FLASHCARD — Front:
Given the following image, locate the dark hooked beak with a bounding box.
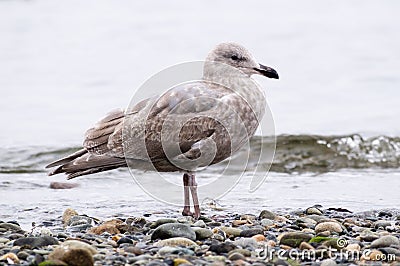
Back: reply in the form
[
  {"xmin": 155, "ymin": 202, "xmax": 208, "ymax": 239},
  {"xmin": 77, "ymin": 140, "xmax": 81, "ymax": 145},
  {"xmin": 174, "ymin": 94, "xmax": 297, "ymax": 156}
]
[{"xmin": 254, "ymin": 64, "xmax": 279, "ymax": 79}]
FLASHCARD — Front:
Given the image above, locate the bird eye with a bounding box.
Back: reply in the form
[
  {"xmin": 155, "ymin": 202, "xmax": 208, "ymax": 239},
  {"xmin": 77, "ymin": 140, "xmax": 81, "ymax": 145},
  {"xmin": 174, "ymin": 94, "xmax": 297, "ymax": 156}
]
[{"xmin": 231, "ymin": 55, "xmax": 239, "ymax": 61}]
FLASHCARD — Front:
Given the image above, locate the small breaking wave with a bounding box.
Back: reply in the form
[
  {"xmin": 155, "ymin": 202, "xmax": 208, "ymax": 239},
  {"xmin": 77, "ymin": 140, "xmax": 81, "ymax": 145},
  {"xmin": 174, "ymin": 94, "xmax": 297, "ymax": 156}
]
[
  {"xmin": 1, "ymin": 134, "xmax": 400, "ymax": 175},
  {"xmin": 267, "ymin": 134, "xmax": 400, "ymax": 173}
]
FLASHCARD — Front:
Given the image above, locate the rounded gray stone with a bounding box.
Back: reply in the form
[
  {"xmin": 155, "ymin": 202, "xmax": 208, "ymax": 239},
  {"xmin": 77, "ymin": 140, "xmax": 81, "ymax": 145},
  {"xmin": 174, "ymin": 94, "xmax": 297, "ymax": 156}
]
[{"xmin": 151, "ymin": 223, "xmax": 196, "ymax": 241}]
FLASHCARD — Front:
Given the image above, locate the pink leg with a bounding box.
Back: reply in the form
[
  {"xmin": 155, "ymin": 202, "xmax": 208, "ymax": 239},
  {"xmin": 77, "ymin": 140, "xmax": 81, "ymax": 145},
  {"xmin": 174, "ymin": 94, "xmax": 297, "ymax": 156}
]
[
  {"xmin": 188, "ymin": 173, "xmax": 200, "ymax": 219},
  {"xmin": 182, "ymin": 173, "xmax": 192, "ymax": 216}
]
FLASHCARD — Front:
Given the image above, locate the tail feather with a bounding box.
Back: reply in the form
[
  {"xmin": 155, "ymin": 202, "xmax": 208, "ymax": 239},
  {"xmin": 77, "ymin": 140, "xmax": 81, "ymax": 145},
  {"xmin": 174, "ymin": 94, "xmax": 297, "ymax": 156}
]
[
  {"xmin": 45, "ymin": 149, "xmax": 87, "ymax": 168},
  {"xmin": 47, "ymin": 150, "xmax": 127, "ymax": 179}
]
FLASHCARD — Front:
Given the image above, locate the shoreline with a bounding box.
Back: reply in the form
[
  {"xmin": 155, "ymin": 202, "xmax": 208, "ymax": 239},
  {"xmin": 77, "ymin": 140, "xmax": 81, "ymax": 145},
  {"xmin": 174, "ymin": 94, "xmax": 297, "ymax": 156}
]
[{"xmin": 0, "ymin": 207, "xmax": 399, "ymax": 265}]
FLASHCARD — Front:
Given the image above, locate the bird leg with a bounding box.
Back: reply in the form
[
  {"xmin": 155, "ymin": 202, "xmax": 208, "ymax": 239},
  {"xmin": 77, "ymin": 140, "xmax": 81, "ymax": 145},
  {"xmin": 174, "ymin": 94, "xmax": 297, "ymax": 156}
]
[
  {"xmin": 182, "ymin": 173, "xmax": 192, "ymax": 217},
  {"xmin": 181, "ymin": 172, "xmax": 200, "ymax": 219},
  {"xmin": 188, "ymin": 173, "xmax": 200, "ymax": 219}
]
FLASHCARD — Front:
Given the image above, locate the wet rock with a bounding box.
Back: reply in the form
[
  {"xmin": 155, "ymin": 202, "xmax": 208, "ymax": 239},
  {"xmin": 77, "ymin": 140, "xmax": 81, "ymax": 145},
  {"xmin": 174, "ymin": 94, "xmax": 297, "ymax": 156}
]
[
  {"xmin": 299, "ymin": 241, "xmax": 314, "ymax": 250},
  {"xmin": 62, "ymin": 208, "xmax": 78, "ymax": 226},
  {"xmin": 60, "ymin": 240, "xmax": 97, "ymax": 255},
  {"xmin": 0, "ymin": 253, "xmax": 20, "ymax": 264},
  {"xmin": 232, "ymin": 220, "xmax": 249, "ymax": 227},
  {"xmin": 154, "ymin": 237, "xmax": 198, "ymax": 247},
  {"xmin": 228, "ymin": 252, "xmax": 246, "ymax": 261},
  {"xmin": 67, "ymin": 215, "xmax": 92, "ymax": 226},
  {"xmin": 315, "ymin": 222, "xmax": 343, "ymax": 234},
  {"xmin": 359, "ymin": 230, "xmax": 379, "ymax": 242},
  {"xmin": 88, "ymin": 219, "xmax": 122, "ymax": 235},
  {"xmin": 194, "ymin": 228, "xmax": 213, "ymax": 240},
  {"xmin": 220, "ymin": 226, "xmax": 242, "ymax": 237},
  {"xmin": 0, "ymin": 237, "xmax": 9, "ymax": 244},
  {"xmin": 279, "ymin": 232, "xmax": 312, "ymax": 248},
  {"xmin": 209, "ymin": 242, "xmax": 237, "ymax": 254},
  {"xmin": 374, "ymin": 220, "xmax": 392, "ymax": 229},
  {"xmin": 378, "ymin": 247, "xmax": 400, "ymax": 258},
  {"xmin": 305, "ymin": 207, "xmax": 323, "ymax": 215},
  {"xmin": 124, "ymin": 246, "xmax": 143, "ymax": 255},
  {"xmin": 193, "ymin": 220, "xmax": 206, "ymax": 228},
  {"xmin": 150, "ymin": 218, "xmax": 177, "ymax": 229},
  {"xmin": 296, "ymin": 217, "xmax": 317, "ymax": 226},
  {"xmin": 240, "ymin": 228, "xmax": 263, "ymax": 237},
  {"xmin": 233, "ymin": 238, "xmax": 258, "ymax": 249},
  {"xmin": 116, "ymin": 237, "xmax": 133, "ymax": 245},
  {"xmin": 306, "ymin": 215, "xmax": 328, "ymax": 223},
  {"xmin": 0, "ymin": 222, "xmax": 25, "ymax": 233},
  {"xmin": 252, "ymin": 234, "xmax": 265, "ymax": 242},
  {"xmin": 370, "ymin": 235, "xmax": 400, "ymax": 248},
  {"xmin": 49, "ymin": 182, "xmax": 79, "ymax": 189},
  {"xmin": 13, "ymin": 236, "xmax": 58, "ymax": 248},
  {"xmin": 345, "ymin": 243, "xmax": 361, "ymax": 252},
  {"xmin": 17, "ymin": 250, "xmax": 30, "ymax": 260},
  {"xmin": 50, "ymin": 248, "xmax": 94, "ymax": 266},
  {"xmin": 158, "ymin": 246, "xmax": 195, "ymax": 256},
  {"xmin": 151, "ymin": 223, "xmax": 196, "ymax": 241},
  {"xmin": 31, "ymin": 227, "xmax": 53, "ymax": 237},
  {"xmin": 173, "ymin": 258, "xmax": 191, "ymax": 265},
  {"xmin": 260, "ymin": 218, "xmax": 274, "ymax": 227},
  {"xmin": 259, "ymin": 210, "xmax": 276, "ymax": 220}
]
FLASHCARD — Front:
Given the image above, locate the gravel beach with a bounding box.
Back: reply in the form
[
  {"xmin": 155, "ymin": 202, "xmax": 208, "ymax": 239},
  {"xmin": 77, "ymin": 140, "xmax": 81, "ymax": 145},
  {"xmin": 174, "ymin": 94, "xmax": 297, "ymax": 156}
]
[{"xmin": 0, "ymin": 207, "xmax": 399, "ymax": 266}]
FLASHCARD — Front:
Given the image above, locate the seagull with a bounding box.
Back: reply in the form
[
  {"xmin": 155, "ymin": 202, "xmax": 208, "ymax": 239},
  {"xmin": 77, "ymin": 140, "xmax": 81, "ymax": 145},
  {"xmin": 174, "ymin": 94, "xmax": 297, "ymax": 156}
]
[{"xmin": 46, "ymin": 43, "xmax": 279, "ymax": 218}]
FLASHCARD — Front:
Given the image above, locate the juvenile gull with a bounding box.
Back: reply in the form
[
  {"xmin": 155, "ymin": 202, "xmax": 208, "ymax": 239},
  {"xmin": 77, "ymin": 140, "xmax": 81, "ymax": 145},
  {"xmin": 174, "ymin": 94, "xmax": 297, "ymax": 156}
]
[{"xmin": 46, "ymin": 43, "xmax": 279, "ymax": 218}]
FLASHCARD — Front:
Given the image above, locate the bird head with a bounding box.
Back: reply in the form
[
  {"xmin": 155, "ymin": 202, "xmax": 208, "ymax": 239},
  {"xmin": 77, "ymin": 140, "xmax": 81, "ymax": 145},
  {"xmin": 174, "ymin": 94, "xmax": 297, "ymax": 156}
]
[{"xmin": 206, "ymin": 42, "xmax": 279, "ymax": 79}]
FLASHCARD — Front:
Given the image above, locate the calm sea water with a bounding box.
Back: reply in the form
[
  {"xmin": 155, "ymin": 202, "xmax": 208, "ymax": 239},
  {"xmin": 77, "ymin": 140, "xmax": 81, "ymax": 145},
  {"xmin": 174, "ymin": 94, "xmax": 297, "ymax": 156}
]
[{"xmin": 0, "ymin": 0, "xmax": 399, "ymax": 228}]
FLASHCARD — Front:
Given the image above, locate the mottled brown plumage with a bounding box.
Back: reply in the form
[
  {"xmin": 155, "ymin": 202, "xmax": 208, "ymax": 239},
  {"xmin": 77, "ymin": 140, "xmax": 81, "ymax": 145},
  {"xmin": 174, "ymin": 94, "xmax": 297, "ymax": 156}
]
[{"xmin": 46, "ymin": 43, "xmax": 279, "ymax": 218}]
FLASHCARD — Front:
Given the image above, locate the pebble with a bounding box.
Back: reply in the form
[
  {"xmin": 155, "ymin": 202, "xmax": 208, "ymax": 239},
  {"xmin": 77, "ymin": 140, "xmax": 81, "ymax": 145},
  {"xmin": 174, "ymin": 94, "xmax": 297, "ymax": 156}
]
[
  {"xmin": 259, "ymin": 210, "xmax": 276, "ymax": 220},
  {"xmin": 299, "ymin": 241, "xmax": 314, "ymax": 250},
  {"xmin": 240, "ymin": 228, "xmax": 263, "ymax": 237},
  {"xmin": 345, "ymin": 243, "xmax": 361, "ymax": 252},
  {"xmin": 154, "ymin": 237, "xmax": 198, "ymax": 247},
  {"xmin": 88, "ymin": 219, "xmax": 122, "ymax": 235},
  {"xmin": 49, "ymin": 181, "xmax": 79, "ymax": 189},
  {"xmin": 151, "ymin": 223, "xmax": 196, "ymax": 241},
  {"xmin": 67, "ymin": 215, "xmax": 92, "ymax": 226},
  {"xmin": 251, "ymin": 234, "xmax": 265, "ymax": 242},
  {"xmin": 17, "ymin": 251, "xmax": 30, "ymax": 260},
  {"xmin": 62, "ymin": 208, "xmax": 78, "ymax": 226},
  {"xmin": 51, "ymin": 248, "xmax": 94, "ymax": 266},
  {"xmin": 305, "ymin": 207, "xmax": 323, "ymax": 215},
  {"xmin": 158, "ymin": 246, "xmax": 194, "ymax": 256},
  {"xmin": 116, "ymin": 237, "xmax": 134, "ymax": 245},
  {"xmin": 279, "ymin": 232, "xmax": 312, "ymax": 247},
  {"xmin": 60, "ymin": 240, "xmax": 97, "ymax": 254},
  {"xmin": 173, "ymin": 258, "xmax": 192, "ymax": 265},
  {"xmin": 220, "ymin": 226, "xmax": 242, "ymax": 237},
  {"xmin": 3, "ymin": 207, "xmax": 399, "ymax": 266},
  {"xmin": 192, "ymin": 220, "xmax": 206, "ymax": 228},
  {"xmin": 0, "ymin": 253, "xmax": 20, "ymax": 264},
  {"xmin": 315, "ymin": 222, "xmax": 343, "ymax": 234},
  {"xmin": 228, "ymin": 252, "xmax": 246, "ymax": 261},
  {"xmin": 150, "ymin": 218, "xmax": 177, "ymax": 228},
  {"xmin": 260, "ymin": 218, "xmax": 274, "ymax": 227},
  {"xmin": 0, "ymin": 222, "xmax": 25, "ymax": 233},
  {"xmin": 194, "ymin": 227, "xmax": 213, "ymax": 240},
  {"xmin": 370, "ymin": 235, "xmax": 400, "ymax": 248},
  {"xmin": 209, "ymin": 242, "xmax": 237, "ymax": 254},
  {"xmin": 13, "ymin": 236, "xmax": 59, "ymax": 248}
]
